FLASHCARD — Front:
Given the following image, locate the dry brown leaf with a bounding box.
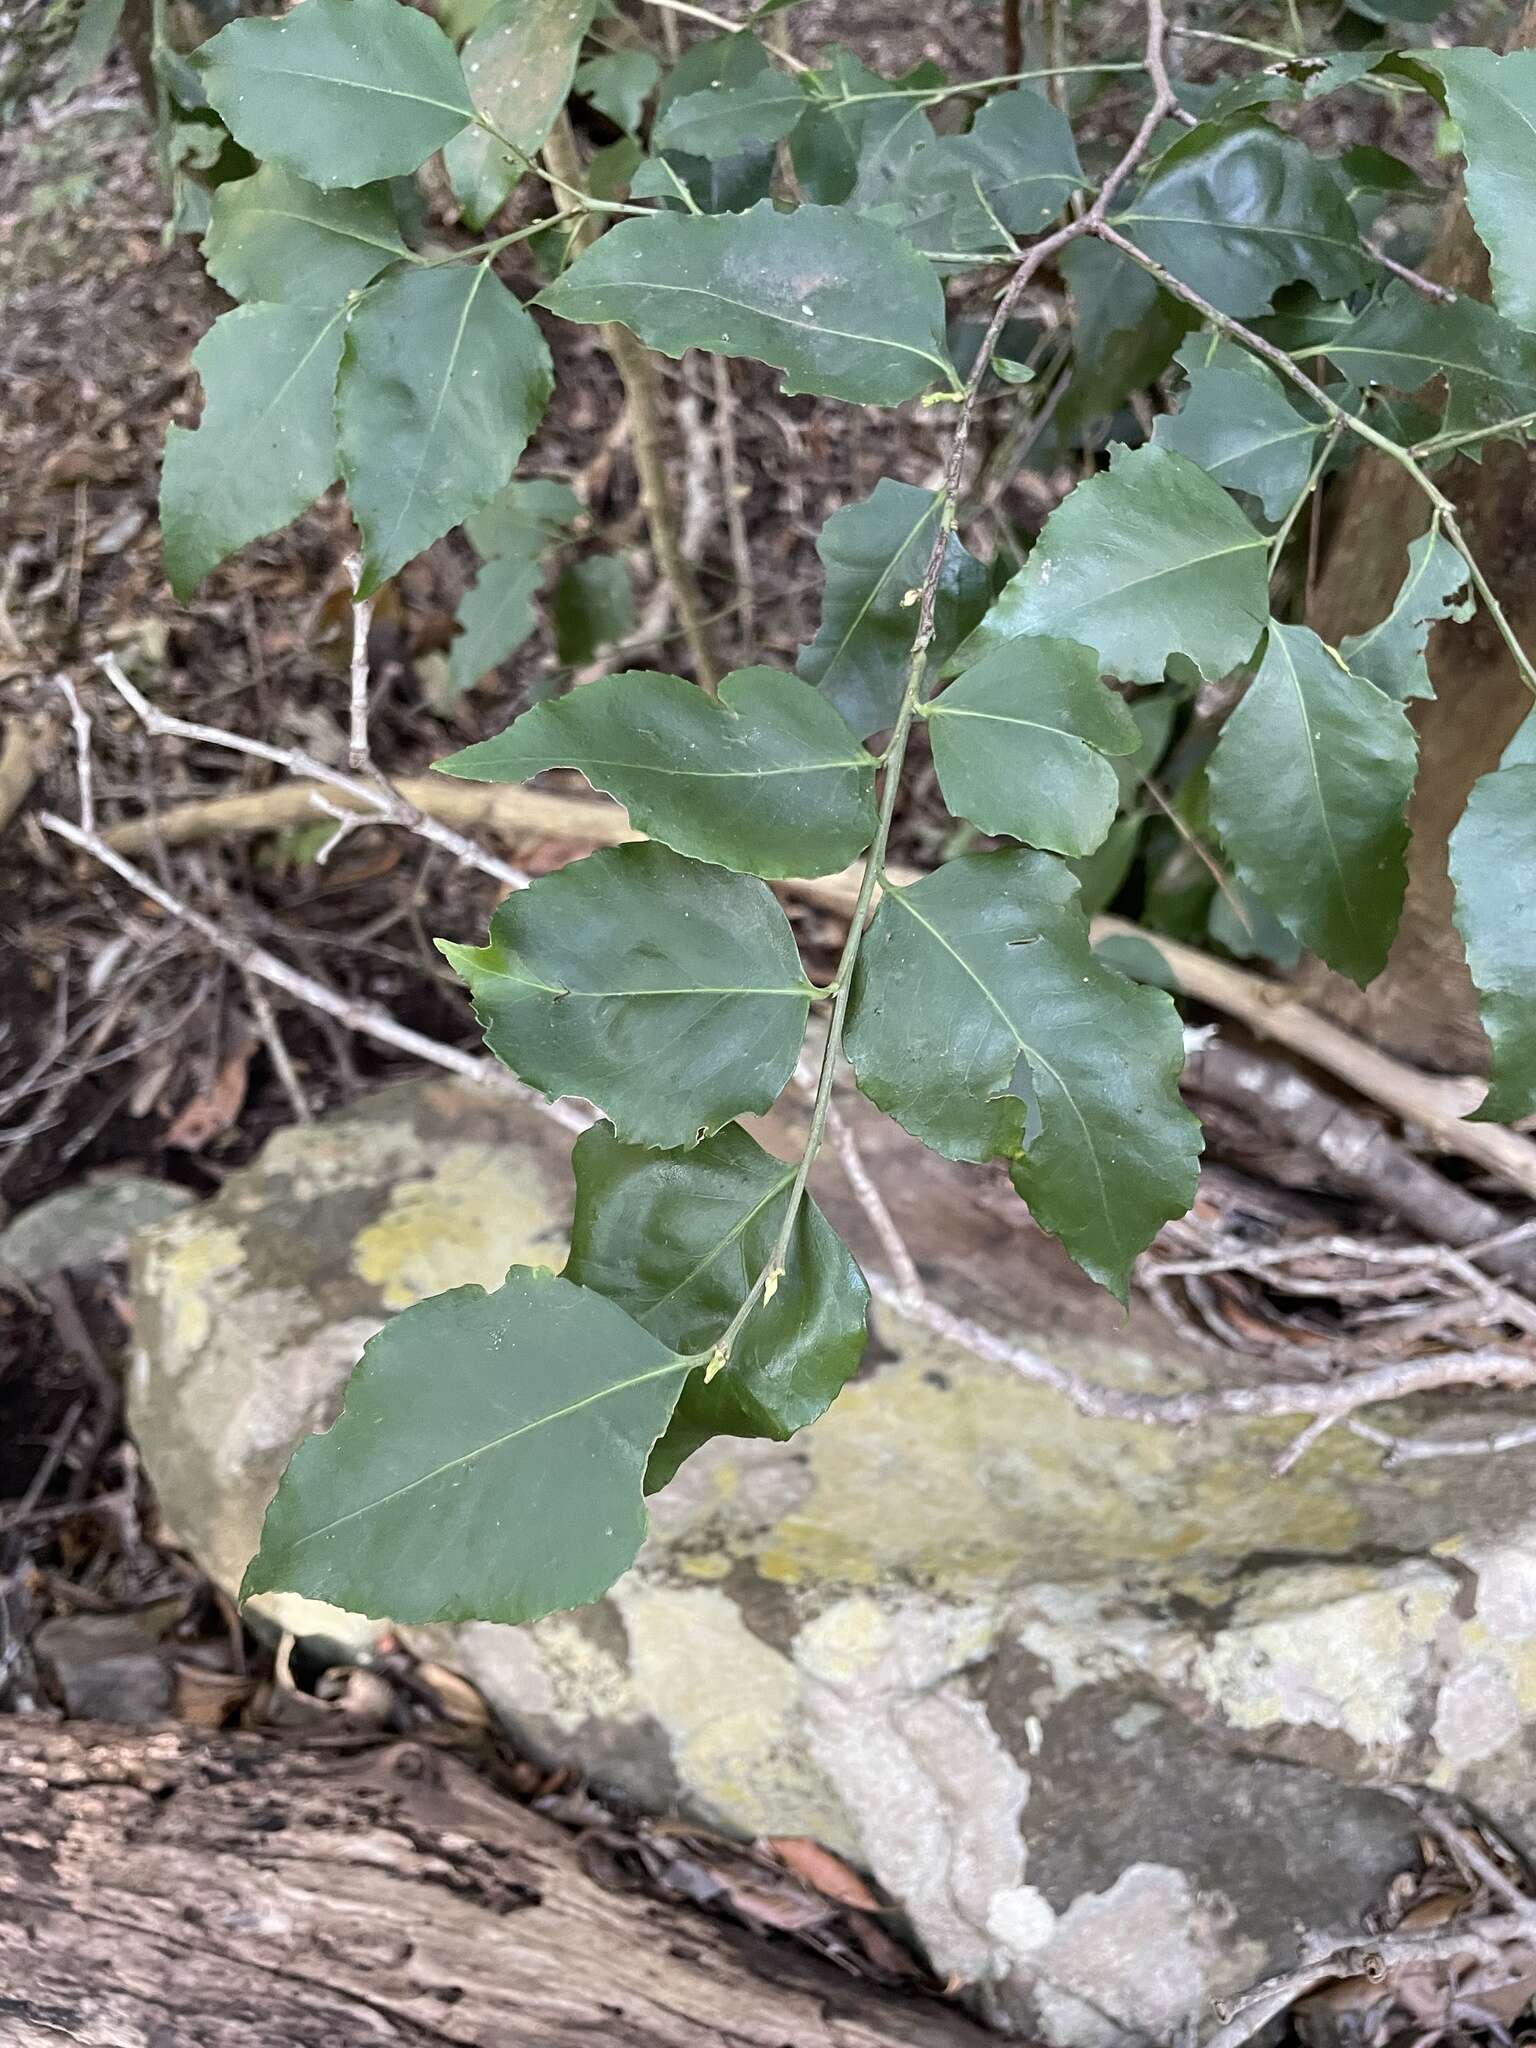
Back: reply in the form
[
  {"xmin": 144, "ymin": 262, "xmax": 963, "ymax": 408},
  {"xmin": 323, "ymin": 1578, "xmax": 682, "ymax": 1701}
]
[
  {"xmin": 163, "ymin": 1039, "xmax": 254, "ymax": 1151},
  {"xmin": 763, "ymin": 1835, "xmax": 883, "ymax": 1913},
  {"xmin": 413, "ymin": 1660, "xmax": 492, "ymax": 1728},
  {"xmin": 173, "ymin": 1661, "xmax": 258, "ymax": 1728}
]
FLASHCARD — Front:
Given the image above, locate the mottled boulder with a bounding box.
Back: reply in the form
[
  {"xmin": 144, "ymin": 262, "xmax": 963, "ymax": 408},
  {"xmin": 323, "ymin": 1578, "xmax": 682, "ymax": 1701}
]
[{"xmin": 129, "ymin": 1078, "xmax": 1536, "ymax": 2041}]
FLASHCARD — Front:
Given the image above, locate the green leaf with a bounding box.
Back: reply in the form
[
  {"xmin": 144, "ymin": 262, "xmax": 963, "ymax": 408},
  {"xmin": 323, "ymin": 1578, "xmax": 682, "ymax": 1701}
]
[
  {"xmin": 445, "ymin": 0, "xmax": 597, "ymax": 230},
  {"xmin": 843, "ymin": 851, "xmax": 1201, "ymax": 1298},
  {"xmin": 439, "ymin": 842, "xmax": 813, "ymax": 1147},
  {"xmin": 575, "ymin": 49, "xmax": 660, "ymax": 132},
  {"xmin": 553, "ymin": 554, "xmax": 634, "ymax": 663},
  {"xmin": 566, "ymin": 1120, "xmax": 868, "ymax": 1490},
  {"xmin": 53, "ymin": 0, "xmax": 128, "ymax": 99},
  {"xmin": 639, "ymin": 30, "xmax": 778, "ymax": 211},
  {"xmin": 1208, "ymin": 624, "xmax": 1416, "ymax": 985},
  {"xmin": 440, "ymin": 666, "xmax": 877, "ymax": 878},
  {"xmin": 537, "ymin": 200, "xmax": 957, "ymax": 406},
  {"xmin": 465, "ymin": 477, "xmax": 581, "ymax": 560},
  {"xmin": 653, "ymin": 47, "xmax": 807, "ymax": 159},
  {"xmin": 161, "ymin": 302, "xmax": 345, "ymax": 601},
  {"xmin": 445, "ymin": 556, "xmax": 541, "ymax": 695},
  {"xmin": 197, "ymin": 0, "xmax": 472, "ymax": 191},
  {"xmin": 1152, "ymin": 335, "xmax": 1321, "ymax": 522},
  {"xmin": 1057, "ymin": 236, "xmax": 1194, "ymax": 428},
  {"xmin": 1112, "ymin": 120, "xmax": 1371, "ymax": 318},
  {"xmin": 923, "ymin": 636, "xmax": 1139, "ymax": 857},
  {"xmin": 868, "ymin": 87, "xmax": 1082, "ymax": 258},
  {"xmin": 1287, "ymin": 280, "xmax": 1536, "ymax": 449},
  {"xmin": 791, "ymin": 46, "xmax": 940, "ymax": 206},
  {"xmin": 241, "ymin": 1267, "xmax": 689, "ymax": 1625},
  {"xmin": 1339, "ymin": 527, "xmax": 1472, "ymax": 701},
  {"xmin": 1423, "ymin": 49, "xmax": 1536, "ymax": 331},
  {"xmin": 338, "ymin": 262, "xmax": 552, "ymax": 596},
  {"xmin": 1449, "ymin": 712, "xmax": 1536, "ymax": 1121},
  {"xmin": 796, "ymin": 478, "xmax": 989, "ymax": 737},
  {"xmin": 203, "ymin": 163, "xmax": 409, "ymax": 305},
  {"xmin": 953, "ymin": 444, "xmax": 1268, "ymax": 685}
]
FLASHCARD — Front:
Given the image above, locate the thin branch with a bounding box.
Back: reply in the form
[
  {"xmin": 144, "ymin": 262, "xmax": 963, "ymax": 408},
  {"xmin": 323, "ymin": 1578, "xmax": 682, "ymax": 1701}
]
[
  {"xmin": 1364, "ymin": 235, "xmax": 1458, "ymax": 304},
  {"xmin": 39, "ymin": 809, "xmax": 591, "ymax": 1136},
  {"xmin": 711, "ymin": 354, "xmax": 755, "ymax": 661},
  {"xmin": 544, "ymin": 116, "xmax": 723, "ymax": 693},
  {"xmin": 50, "ymin": 674, "xmax": 96, "ymax": 836},
  {"xmin": 95, "ymin": 654, "xmax": 529, "ymax": 892},
  {"xmin": 633, "ymin": 0, "xmax": 813, "ymax": 70},
  {"xmin": 345, "ymin": 553, "xmax": 374, "ymax": 775}
]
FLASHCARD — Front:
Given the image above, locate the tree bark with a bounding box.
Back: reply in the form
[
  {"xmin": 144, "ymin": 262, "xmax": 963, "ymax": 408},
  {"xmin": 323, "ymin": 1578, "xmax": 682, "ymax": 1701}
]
[
  {"xmin": 0, "ymin": 1717, "xmax": 993, "ymax": 2048},
  {"xmin": 1300, "ymin": 1, "xmax": 1536, "ymax": 1072}
]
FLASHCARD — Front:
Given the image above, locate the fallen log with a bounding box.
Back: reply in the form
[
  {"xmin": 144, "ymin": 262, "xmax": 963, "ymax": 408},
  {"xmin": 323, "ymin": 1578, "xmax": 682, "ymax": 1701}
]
[{"xmin": 0, "ymin": 1717, "xmax": 993, "ymax": 2048}]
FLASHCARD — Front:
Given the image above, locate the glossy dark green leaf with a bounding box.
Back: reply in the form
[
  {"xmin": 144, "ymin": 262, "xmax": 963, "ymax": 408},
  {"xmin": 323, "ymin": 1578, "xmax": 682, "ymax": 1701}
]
[
  {"xmin": 1424, "ymin": 49, "xmax": 1536, "ymax": 331},
  {"xmin": 465, "ymin": 477, "xmax": 581, "ymax": 560},
  {"xmin": 1449, "ymin": 712, "xmax": 1536, "ymax": 1121},
  {"xmin": 553, "ymin": 554, "xmax": 633, "ymax": 663},
  {"xmin": 338, "ymin": 262, "xmax": 552, "ymax": 595},
  {"xmin": 1339, "ymin": 527, "xmax": 1471, "ymax": 701},
  {"xmin": 445, "ymin": 0, "xmax": 597, "ymax": 230},
  {"xmin": 652, "ymin": 42, "xmax": 807, "ymax": 159},
  {"xmin": 954, "ymin": 444, "xmax": 1268, "ymax": 685},
  {"xmin": 439, "ymin": 843, "xmax": 813, "ymax": 1147},
  {"xmin": 161, "ymin": 302, "xmax": 345, "ymax": 601},
  {"xmin": 440, "ymin": 666, "xmax": 876, "ymax": 878},
  {"xmin": 1112, "ymin": 120, "xmax": 1371, "ymax": 318},
  {"xmin": 844, "ymin": 850, "xmax": 1201, "ymax": 1297},
  {"xmin": 923, "ymin": 636, "xmax": 1138, "ymax": 857},
  {"xmin": 241, "ymin": 1267, "xmax": 689, "ymax": 1624},
  {"xmin": 1288, "ymin": 280, "xmax": 1536, "ymax": 448},
  {"xmin": 797, "ymin": 478, "xmax": 989, "ymax": 737},
  {"xmin": 566, "ymin": 1120, "xmax": 868, "ymax": 1490},
  {"xmin": 197, "ymin": 0, "xmax": 472, "ymax": 190},
  {"xmin": 445, "ymin": 556, "xmax": 541, "ymax": 695},
  {"xmin": 1208, "ymin": 624, "xmax": 1416, "ymax": 985},
  {"xmin": 639, "ymin": 30, "xmax": 778, "ymax": 211},
  {"xmin": 575, "ymin": 48, "xmax": 660, "ymax": 132},
  {"xmin": 203, "ymin": 163, "xmax": 409, "ymax": 305},
  {"xmin": 538, "ymin": 201, "xmax": 957, "ymax": 406},
  {"xmin": 1151, "ymin": 335, "xmax": 1320, "ymax": 522},
  {"xmin": 1337, "ymin": 143, "xmax": 1421, "ymax": 231},
  {"xmin": 870, "ymin": 87, "xmax": 1082, "ymax": 258}
]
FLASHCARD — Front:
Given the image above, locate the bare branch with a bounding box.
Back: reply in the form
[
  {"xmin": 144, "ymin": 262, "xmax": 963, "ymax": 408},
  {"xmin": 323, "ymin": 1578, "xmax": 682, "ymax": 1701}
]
[
  {"xmin": 95, "ymin": 654, "xmax": 530, "ymax": 892},
  {"xmin": 345, "ymin": 552, "xmax": 375, "ymax": 775}
]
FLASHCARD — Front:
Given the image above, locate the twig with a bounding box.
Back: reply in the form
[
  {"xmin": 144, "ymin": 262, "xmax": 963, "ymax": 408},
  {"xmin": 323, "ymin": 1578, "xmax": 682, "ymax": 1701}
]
[
  {"xmin": 50, "ymin": 675, "xmax": 95, "ymax": 836},
  {"xmin": 544, "ymin": 116, "xmax": 723, "ymax": 693},
  {"xmin": 1348, "ymin": 1413, "xmax": 1536, "ymax": 1464},
  {"xmin": 1206, "ymin": 1918, "xmax": 1530, "ymax": 2048},
  {"xmin": 345, "ymin": 553, "xmax": 375, "ymax": 774},
  {"xmin": 1381, "ymin": 1788, "xmax": 1536, "ymax": 1919},
  {"xmin": 1364, "ymin": 235, "xmax": 1458, "ymax": 304},
  {"xmin": 95, "ymin": 654, "xmax": 529, "ymax": 892},
  {"xmin": 710, "ymin": 354, "xmax": 755, "ymax": 662},
  {"xmin": 828, "ymin": 1100, "xmax": 925, "ymax": 1311},
  {"xmin": 39, "ymin": 809, "xmax": 590, "ymax": 1137},
  {"xmin": 242, "ymin": 971, "xmax": 311, "ymax": 1125}
]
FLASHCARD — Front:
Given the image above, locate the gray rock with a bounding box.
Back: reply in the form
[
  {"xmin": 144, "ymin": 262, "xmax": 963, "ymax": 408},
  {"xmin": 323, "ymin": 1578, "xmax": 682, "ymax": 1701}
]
[
  {"xmin": 129, "ymin": 1078, "xmax": 1536, "ymax": 2042},
  {"xmin": 0, "ymin": 1176, "xmax": 194, "ymax": 1281}
]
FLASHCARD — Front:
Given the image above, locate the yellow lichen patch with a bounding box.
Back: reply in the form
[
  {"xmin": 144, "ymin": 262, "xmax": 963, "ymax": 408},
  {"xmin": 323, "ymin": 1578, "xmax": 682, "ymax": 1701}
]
[
  {"xmin": 144, "ymin": 1223, "xmax": 246, "ymax": 1361},
  {"xmin": 351, "ymin": 1144, "xmax": 561, "ymax": 1309},
  {"xmin": 753, "ymin": 1329, "xmax": 1368, "ymax": 1597},
  {"xmin": 618, "ymin": 1584, "xmax": 856, "ymax": 1854}
]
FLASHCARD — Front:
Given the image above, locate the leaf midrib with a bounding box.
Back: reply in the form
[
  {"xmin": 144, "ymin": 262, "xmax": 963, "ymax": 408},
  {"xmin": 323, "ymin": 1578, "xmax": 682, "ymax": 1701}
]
[
  {"xmin": 210, "ymin": 55, "xmax": 472, "ymax": 120},
  {"xmin": 275, "ymin": 1354, "xmax": 691, "ymax": 1553},
  {"xmin": 556, "ymin": 274, "xmax": 950, "ymax": 378}
]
